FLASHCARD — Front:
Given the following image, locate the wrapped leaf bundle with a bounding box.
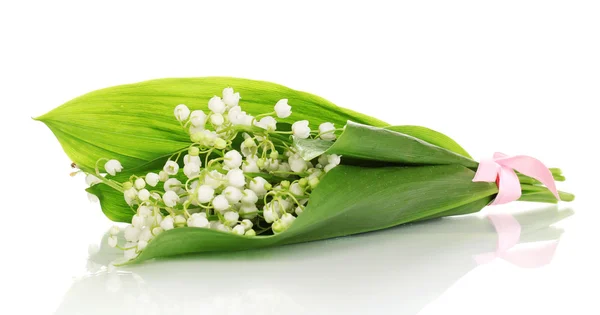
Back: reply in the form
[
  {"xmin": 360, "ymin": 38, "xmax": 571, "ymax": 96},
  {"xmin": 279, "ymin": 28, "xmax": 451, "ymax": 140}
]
[{"xmin": 36, "ymin": 78, "xmax": 573, "ymax": 264}]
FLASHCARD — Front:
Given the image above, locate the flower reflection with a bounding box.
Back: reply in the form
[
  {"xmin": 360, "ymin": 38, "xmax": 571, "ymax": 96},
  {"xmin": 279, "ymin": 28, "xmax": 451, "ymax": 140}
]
[{"xmin": 55, "ymin": 206, "xmax": 573, "ymax": 315}]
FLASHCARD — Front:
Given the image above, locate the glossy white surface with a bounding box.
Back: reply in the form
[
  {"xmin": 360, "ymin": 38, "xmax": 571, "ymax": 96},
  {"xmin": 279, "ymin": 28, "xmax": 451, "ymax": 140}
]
[{"xmin": 1, "ymin": 1, "xmax": 598, "ymax": 314}]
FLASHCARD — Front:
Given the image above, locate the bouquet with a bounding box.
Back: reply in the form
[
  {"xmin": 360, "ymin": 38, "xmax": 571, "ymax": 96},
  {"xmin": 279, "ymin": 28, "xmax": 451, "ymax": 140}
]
[{"xmin": 36, "ymin": 78, "xmax": 574, "ymax": 265}]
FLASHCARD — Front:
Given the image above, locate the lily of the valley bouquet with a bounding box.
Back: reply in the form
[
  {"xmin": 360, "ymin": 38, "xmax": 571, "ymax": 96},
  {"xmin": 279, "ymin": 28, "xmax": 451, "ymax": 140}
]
[{"xmin": 37, "ymin": 78, "xmax": 573, "ymax": 265}]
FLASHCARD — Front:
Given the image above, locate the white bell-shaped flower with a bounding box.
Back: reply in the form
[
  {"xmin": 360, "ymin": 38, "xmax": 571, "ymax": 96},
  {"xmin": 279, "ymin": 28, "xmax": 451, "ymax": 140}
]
[
  {"xmin": 204, "ymin": 170, "xmax": 224, "ymax": 189},
  {"xmin": 196, "ymin": 185, "xmax": 215, "ymax": 203},
  {"xmin": 288, "ymin": 154, "xmax": 308, "ymax": 173},
  {"xmin": 223, "ymin": 186, "xmax": 243, "ymax": 203},
  {"xmin": 163, "ymin": 191, "xmax": 180, "ymax": 207},
  {"xmin": 318, "ymin": 122, "xmax": 336, "ymax": 140},
  {"xmin": 239, "ymin": 203, "xmax": 258, "ymax": 219},
  {"xmin": 187, "ymin": 213, "xmax": 209, "ymax": 228},
  {"xmin": 241, "ymin": 189, "xmax": 259, "ymax": 204},
  {"xmin": 328, "ymin": 154, "xmax": 341, "ymax": 166},
  {"xmin": 224, "ymin": 150, "xmax": 243, "ymax": 169},
  {"xmin": 274, "ymin": 99, "xmax": 292, "ymax": 118},
  {"xmin": 208, "ymin": 96, "xmax": 226, "ymax": 114},
  {"xmin": 85, "ymin": 174, "xmax": 101, "ymax": 186},
  {"xmin": 124, "ymin": 226, "xmax": 141, "ymax": 242},
  {"xmin": 289, "ymin": 182, "xmax": 304, "ymax": 196},
  {"xmin": 145, "ymin": 172, "xmax": 160, "ymax": 187},
  {"xmin": 210, "ymin": 113, "xmax": 225, "ymax": 126},
  {"xmin": 241, "ymin": 219, "xmax": 253, "ymax": 231},
  {"xmin": 105, "ymin": 159, "xmax": 123, "ymax": 176},
  {"xmin": 138, "ymin": 189, "xmax": 150, "ymax": 201},
  {"xmin": 183, "ymin": 163, "xmax": 200, "ymax": 178},
  {"xmin": 174, "ymin": 104, "xmax": 191, "ymax": 121},
  {"xmin": 160, "ymin": 216, "xmax": 175, "ymax": 230},
  {"xmin": 249, "ymin": 176, "xmax": 269, "ymax": 197},
  {"xmin": 254, "ymin": 116, "xmax": 277, "ymax": 131},
  {"xmin": 124, "ymin": 187, "xmax": 138, "ymax": 205},
  {"xmin": 223, "ymin": 211, "xmax": 240, "ymax": 227},
  {"xmin": 212, "ymin": 195, "xmax": 230, "ymax": 212},
  {"xmin": 222, "ymin": 87, "xmax": 241, "ymax": 107},
  {"xmin": 292, "ymin": 120, "xmax": 311, "ymax": 139},
  {"xmin": 226, "ymin": 169, "xmax": 246, "ymax": 188},
  {"xmin": 232, "ymin": 224, "xmax": 245, "ymax": 235},
  {"xmin": 263, "ymin": 206, "xmax": 280, "ymax": 223},
  {"xmin": 190, "ymin": 110, "xmax": 207, "ymax": 127},
  {"xmin": 163, "ymin": 161, "xmax": 179, "ymax": 175},
  {"xmin": 183, "ymin": 154, "xmax": 201, "ymax": 166},
  {"xmin": 280, "ymin": 213, "xmax": 296, "ymax": 227},
  {"xmin": 163, "ymin": 178, "xmax": 182, "ymax": 192}
]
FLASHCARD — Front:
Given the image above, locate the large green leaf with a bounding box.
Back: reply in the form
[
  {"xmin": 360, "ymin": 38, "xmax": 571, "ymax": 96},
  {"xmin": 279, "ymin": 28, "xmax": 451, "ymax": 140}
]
[
  {"xmin": 295, "ymin": 121, "xmax": 478, "ymax": 169},
  {"xmin": 128, "ymin": 164, "xmax": 497, "ymax": 264},
  {"xmin": 36, "ymin": 77, "xmax": 387, "ymax": 173},
  {"xmin": 385, "ymin": 125, "xmax": 472, "ymax": 158}
]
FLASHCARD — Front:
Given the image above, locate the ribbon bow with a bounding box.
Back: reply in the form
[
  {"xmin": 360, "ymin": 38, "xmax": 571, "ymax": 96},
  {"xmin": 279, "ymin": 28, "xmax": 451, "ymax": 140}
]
[{"xmin": 473, "ymin": 152, "xmax": 560, "ymax": 205}]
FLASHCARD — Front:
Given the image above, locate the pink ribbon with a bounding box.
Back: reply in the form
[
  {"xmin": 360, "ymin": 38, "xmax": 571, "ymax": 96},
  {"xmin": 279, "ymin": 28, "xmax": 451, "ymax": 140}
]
[
  {"xmin": 474, "ymin": 214, "xmax": 559, "ymax": 268},
  {"xmin": 473, "ymin": 152, "xmax": 560, "ymax": 205}
]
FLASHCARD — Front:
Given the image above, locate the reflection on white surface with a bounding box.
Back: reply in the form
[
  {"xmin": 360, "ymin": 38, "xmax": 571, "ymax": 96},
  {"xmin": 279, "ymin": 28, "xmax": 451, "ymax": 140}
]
[{"xmin": 55, "ymin": 206, "xmax": 572, "ymax": 315}]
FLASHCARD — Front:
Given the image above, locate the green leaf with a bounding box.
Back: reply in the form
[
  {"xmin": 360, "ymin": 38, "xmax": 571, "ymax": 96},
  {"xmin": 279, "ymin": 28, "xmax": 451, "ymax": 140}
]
[
  {"xmin": 385, "ymin": 125, "xmax": 472, "ymax": 158},
  {"xmin": 36, "ymin": 77, "xmax": 387, "ymax": 173},
  {"xmin": 87, "ymin": 183, "xmax": 132, "ymax": 223},
  {"xmin": 295, "ymin": 121, "xmax": 478, "ymax": 168},
  {"xmin": 127, "ymin": 164, "xmax": 496, "ymax": 264}
]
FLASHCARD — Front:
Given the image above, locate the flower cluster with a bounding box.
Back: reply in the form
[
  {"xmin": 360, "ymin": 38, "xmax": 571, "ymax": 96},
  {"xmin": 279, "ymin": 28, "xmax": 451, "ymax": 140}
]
[{"xmin": 85, "ymin": 87, "xmax": 341, "ymax": 262}]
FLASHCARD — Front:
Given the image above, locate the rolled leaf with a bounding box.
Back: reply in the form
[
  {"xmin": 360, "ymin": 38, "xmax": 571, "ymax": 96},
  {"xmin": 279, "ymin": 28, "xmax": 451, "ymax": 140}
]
[
  {"xmin": 128, "ymin": 164, "xmax": 497, "ymax": 264},
  {"xmin": 295, "ymin": 121, "xmax": 478, "ymax": 168}
]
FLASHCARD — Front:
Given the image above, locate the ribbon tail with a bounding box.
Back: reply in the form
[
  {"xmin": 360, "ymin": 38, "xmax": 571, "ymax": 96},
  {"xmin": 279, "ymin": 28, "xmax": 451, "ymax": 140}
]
[
  {"xmin": 498, "ymin": 155, "xmax": 560, "ymax": 201},
  {"xmin": 491, "ymin": 167, "xmax": 521, "ymax": 205}
]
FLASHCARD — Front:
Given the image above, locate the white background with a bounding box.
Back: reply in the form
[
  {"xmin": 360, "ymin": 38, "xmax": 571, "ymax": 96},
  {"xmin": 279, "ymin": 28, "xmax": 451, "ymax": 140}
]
[{"xmin": 1, "ymin": 1, "xmax": 598, "ymax": 314}]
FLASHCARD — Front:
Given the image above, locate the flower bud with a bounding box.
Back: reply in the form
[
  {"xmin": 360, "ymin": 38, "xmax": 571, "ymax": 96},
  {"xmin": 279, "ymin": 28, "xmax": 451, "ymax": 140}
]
[
  {"xmin": 241, "ymin": 219, "xmax": 253, "ymax": 231},
  {"xmin": 134, "ymin": 178, "xmax": 146, "ymax": 190},
  {"xmin": 232, "ymin": 224, "xmax": 245, "ymax": 235},
  {"xmin": 272, "ymin": 220, "xmax": 287, "ymax": 234},
  {"xmin": 138, "ymin": 189, "xmax": 150, "ymax": 201},
  {"xmin": 309, "ymin": 177, "xmax": 320, "ymax": 189},
  {"xmin": 188, "ymin": 146, "xmax": 200, "ymax": 156},
  {"xmin": 174, "ymin": 215, "xmax": 187, "ymax": 227},
  {"xmin": 158, "ymin": 171, "xmax": 169, "ymax": 182},
  {"xmin": 214, "ymin": 138, "xmax": 227, "ymax": 149},
  {"xmin": 210, "ymin": 113, "xmax": 225, "ymax": 126}
]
